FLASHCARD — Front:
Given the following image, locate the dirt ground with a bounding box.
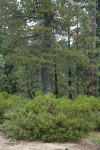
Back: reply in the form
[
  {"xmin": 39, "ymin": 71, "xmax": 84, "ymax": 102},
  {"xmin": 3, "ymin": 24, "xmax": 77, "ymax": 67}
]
[{"xmin": 0, "ymin": 132, "xmax": 100, "ymax": 150}]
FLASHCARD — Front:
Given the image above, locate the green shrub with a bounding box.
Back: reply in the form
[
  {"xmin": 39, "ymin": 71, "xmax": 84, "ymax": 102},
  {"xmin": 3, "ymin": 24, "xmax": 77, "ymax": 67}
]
[
  {"xmin": 91, "ymin": 134, "xmax": 100, "ymax": 144},
  {"xmin": 0, "ymin": 93, "xmax": 100, "ymax": 142},
  {"xmin": 90, "ymin": 112, "xmax": 100, "ymax": 131},
  {"xmin": 0, "ymin": 91, "xmax": 26, "ymax": 122}
]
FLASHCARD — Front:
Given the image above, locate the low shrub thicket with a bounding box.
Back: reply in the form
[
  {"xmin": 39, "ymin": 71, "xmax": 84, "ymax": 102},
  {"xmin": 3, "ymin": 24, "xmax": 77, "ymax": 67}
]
[
  {"xmin": 0, "ymin": 92, "xmax": 100, "ymax": 142},
  {"xmin": 0, "ymin": 92, "xmax": 26, "ymax": 121}
]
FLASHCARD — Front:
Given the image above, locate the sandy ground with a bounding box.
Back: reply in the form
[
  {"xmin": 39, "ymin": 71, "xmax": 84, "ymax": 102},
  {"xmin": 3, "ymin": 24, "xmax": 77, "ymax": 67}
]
[{"xmin": 0, "ymin": 132, "xmax": 100, "ymax": 150}]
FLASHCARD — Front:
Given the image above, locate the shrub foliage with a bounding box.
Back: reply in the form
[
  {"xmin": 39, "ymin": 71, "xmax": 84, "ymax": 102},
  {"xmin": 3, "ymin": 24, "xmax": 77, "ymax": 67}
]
[{"xmin": 0, "ymin": 92, "xmax": 100, "ymax": 142}]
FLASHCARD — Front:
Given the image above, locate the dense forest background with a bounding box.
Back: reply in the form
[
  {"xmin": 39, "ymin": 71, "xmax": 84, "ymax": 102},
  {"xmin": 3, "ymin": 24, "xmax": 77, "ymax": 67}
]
[{"xmin": 0, "ymin": 0, "xmax": 100, "ymax": 99}]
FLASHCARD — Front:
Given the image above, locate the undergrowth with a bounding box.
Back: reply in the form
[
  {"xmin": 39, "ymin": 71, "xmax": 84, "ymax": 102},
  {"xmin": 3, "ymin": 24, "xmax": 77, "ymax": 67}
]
[{"xmin": 0, "ymin": 92, "xmax": 100, "ymax": 142}]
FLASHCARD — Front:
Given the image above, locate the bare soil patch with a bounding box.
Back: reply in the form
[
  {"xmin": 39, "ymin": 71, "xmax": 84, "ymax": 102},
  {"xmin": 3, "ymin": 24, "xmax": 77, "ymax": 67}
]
[{"xmin": 0, "ymin": 132, "xmax": 100, "ymax": 150}]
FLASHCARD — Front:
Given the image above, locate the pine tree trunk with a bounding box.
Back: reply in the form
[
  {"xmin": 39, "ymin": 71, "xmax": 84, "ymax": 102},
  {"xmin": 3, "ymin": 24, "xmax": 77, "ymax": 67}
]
[
  {"xmin": 76, "ymin": 9, "xmax": 79, "ymax": 94},
  {"xmin": 96, "ymin": 0, "xmax": 100, "ymax": 96},
  {"xmin": 68, "ymin": 68, "xmax": 73, "ymax": 99},
  {"xmin": 54, "ymin": 51, "xmax": 59, "ymax": 98},
  {"xmin": 68, "ymin": 26, "xmax": 73, "ymax": 99},
  {"xmin": 87, "ymin": 0, "xmax": 97, "ymax": 96},
  {"xmin": 42, "ymin": 66, "xmax": 51, "ymax": 93},
  {"xmin": 97, "ymin": 76, "xmax": 100, "ymax": 96},
  {"xmin": 92, "ymin": 0, "xmax": 97, "ymax": 39},
  {"xmin": 87, "ymin": 52, "xmax": 96, "ymax": 96},
  {"xmin": 54, "ymin": 63, "xmax": 59, "ymax": 98},
  {"xmin": 41, "ymin": 13, "xmax": 53, "ymax": 94},
  {"xmin": 76, "ymin": 10, "xmax": 79, "ymax": 50}
]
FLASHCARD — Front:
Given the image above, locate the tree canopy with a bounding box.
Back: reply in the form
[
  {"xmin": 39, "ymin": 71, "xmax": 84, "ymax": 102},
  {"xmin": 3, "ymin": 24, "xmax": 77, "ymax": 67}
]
[{"xmin": 0, "ymin": 0, "xmax": 100, "ymax": 99}]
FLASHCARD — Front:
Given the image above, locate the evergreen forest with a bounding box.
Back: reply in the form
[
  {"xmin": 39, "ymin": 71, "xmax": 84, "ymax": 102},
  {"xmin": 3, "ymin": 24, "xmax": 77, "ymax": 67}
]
[
  {"xmin": 0, "ymin": 0, "xmax": 100, "ymax": 98},
  {"xmin": 0, "ymin": 0, "xmax": 100, "ymax": 143}
]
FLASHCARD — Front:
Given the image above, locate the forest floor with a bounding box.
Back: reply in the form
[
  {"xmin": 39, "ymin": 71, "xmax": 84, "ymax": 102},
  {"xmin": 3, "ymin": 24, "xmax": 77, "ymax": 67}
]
[{"xmin": 0, "ymin": 132, "xmax": 100, "ymax": 150}]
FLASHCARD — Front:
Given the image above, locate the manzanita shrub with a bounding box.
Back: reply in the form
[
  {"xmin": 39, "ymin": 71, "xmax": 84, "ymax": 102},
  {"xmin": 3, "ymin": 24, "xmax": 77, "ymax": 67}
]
[
  {"xmin": 0, "ymin": 92, "xmax": 100, "ymax": 142},
  {"xmin": 0, "ymin": 92, "xmax": 26, "ymax": 122}
]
